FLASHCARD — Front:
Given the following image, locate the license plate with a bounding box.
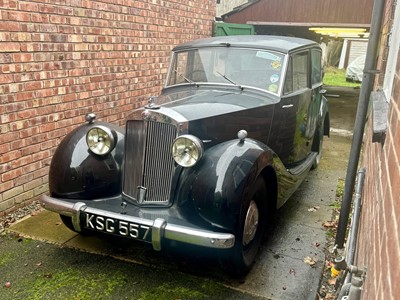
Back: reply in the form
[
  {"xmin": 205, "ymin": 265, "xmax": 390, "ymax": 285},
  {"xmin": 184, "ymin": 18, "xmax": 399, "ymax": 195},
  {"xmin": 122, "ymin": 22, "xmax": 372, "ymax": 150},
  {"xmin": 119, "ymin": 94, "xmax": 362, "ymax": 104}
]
[{"xmin": 83, "ymin": 213, "xmax": 152, "ymax": 242}]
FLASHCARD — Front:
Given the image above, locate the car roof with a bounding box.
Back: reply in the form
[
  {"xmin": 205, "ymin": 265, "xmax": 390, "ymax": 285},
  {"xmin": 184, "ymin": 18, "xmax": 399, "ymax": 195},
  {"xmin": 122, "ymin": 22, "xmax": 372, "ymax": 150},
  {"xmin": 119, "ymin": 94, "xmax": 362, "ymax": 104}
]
[{"xmin": 173, "ymin": 35, "xmax": 319, "ymax": 54}]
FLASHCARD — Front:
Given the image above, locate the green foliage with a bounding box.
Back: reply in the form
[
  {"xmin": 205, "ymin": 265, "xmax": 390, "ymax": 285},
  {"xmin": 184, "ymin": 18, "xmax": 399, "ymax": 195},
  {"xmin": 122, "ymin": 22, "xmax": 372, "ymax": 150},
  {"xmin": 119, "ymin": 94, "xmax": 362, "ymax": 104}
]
[
  {"xmin": 0, "ymin": 252, "xmax": 14, "ymax": 266},
  {"xmin": 335, "ymin": 178, "xmax": 345, "ymax": 198},
  {"xmin": 138, "ymin": 280, "xmax": 227, "ymax": 300},
  {"xmin": 24, "ymin": 268, "xmax": 126, "ymax": 300},
  {"xmin": 323, "ymin": 67, "xmax": 361, "ymax": 88}
]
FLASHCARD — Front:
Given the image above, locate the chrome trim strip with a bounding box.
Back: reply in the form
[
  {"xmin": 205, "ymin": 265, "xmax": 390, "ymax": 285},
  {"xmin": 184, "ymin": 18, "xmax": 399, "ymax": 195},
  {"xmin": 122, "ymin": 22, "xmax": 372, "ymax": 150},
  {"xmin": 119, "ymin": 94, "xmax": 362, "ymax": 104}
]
[{"xmin": 41, "ymin": 195, "xmax": 235, "ymax": 250}]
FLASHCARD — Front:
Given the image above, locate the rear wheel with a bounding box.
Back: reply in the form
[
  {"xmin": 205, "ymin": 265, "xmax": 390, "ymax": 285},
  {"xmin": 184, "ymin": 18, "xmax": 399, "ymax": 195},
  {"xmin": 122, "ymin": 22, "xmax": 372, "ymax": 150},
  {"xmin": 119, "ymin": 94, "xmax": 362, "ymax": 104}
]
[{"xmin": 219, "ymin": 177, "xmax": 268, "ymax": 276}]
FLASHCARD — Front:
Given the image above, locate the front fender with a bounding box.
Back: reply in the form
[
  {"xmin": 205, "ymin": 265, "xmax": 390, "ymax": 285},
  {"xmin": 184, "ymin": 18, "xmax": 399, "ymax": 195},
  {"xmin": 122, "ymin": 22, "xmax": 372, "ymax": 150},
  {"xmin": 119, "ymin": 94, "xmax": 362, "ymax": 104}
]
[
  {"xmin": 175, "ymin": 138, "xmax": 274, "ymax": 232},
  {"xmin": 49, "ymin": 122, "xmax": 124, "ymax": 199}
]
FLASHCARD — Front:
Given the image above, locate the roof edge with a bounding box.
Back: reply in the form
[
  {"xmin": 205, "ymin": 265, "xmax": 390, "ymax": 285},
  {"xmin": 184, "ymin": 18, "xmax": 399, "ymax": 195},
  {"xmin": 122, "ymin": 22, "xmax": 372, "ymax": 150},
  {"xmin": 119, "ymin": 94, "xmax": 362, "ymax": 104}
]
[{"xmin": 247, "ymin": 21, "xmax": 371, "ymax": 28}]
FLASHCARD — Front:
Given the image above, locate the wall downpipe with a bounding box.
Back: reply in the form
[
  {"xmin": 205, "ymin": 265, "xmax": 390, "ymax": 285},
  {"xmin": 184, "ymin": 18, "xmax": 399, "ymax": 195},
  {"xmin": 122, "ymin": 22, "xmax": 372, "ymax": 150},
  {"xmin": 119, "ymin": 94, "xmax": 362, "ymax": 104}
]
[
  {"xmin": 344, "ymin": 167, "xmax": 366, "ymax": 284},
  {"xmin": 335, "ymin": 0, "xmax": 385, "ymax": 249}
]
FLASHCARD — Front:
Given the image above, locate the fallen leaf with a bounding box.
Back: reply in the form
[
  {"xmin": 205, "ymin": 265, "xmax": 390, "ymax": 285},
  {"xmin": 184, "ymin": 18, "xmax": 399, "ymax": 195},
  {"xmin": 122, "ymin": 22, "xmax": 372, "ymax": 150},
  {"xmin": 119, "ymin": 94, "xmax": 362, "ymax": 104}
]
[
  {"xmin": 36, "ymin": 262, "xmax": 42, "ymax": 267},
  {"xmin": 328, "ymin": 277, "xmax": 337, "ymax": 285},
  {"xmin": 325, "ymin": 260, "xmax": 334, "ymax": 268},
  {"xmin": 325, "ymin": 293, "xmax": 335, "ymax": 300},
  {"xmin": 304, "ymin": 256, "xmax": 317, "ymax": 267},
  {"xmin": 308, "ymin": 206, "xmax": 320, "ymax": 212},
  {"xmin": 5, "ymin": 281, "xmax": 11, "ymax": 288},
  {"xmin": 323, "ymin": 221, "xmax": 337, "ymax": 228},
  {"xmin": 289, "ymin": 268, "xmax": 296, "ymax": 275},
  {"xmin": 31, "ymin": 212, "xmax": 37, "ymax": 216}
]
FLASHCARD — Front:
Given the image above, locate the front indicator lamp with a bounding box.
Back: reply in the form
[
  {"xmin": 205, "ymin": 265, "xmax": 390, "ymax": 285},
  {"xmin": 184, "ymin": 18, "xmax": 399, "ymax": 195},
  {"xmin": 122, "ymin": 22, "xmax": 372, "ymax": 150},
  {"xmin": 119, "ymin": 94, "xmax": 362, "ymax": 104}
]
[
  {"xmin": 86, "ymin": 125, "xmax": 116, "ymax": 156},
  {"xmin": 172, "ymin": 135, "xmax": 204, "ymax": 167}
]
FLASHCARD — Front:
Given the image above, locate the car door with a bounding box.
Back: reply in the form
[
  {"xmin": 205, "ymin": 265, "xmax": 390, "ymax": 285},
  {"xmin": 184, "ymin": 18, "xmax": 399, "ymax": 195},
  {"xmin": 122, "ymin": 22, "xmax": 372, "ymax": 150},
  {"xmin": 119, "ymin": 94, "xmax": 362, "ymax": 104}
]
[{"xmin": 269, "ymin": 50, "xmax": 314, "ymax": 166}]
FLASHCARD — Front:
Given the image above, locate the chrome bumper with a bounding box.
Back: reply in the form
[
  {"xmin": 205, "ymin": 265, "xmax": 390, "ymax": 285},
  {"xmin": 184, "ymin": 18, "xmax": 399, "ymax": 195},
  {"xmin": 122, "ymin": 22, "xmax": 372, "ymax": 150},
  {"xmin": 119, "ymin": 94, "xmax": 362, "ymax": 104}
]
[{"xmin": 40, "ymin": 195, "xmax": 235, "ymax": 250}]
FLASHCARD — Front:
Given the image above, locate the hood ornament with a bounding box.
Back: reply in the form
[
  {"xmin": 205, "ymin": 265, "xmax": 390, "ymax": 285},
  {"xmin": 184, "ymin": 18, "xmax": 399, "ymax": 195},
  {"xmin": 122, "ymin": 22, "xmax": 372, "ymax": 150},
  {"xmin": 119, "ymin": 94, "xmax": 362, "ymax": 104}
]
[{"xmin": 145, "ymin": 96, "xmax": 160, "ymax": 109}]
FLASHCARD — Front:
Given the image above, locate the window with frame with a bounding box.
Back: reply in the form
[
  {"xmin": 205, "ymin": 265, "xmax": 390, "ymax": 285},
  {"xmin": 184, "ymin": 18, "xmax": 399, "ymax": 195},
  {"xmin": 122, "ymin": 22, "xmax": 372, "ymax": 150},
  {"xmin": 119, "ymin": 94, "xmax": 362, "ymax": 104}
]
[
  {"xmin": 311, "ymin": 49, "xmax": 322, "ymax": 85},
  {"xmin": 284, "ymin": 52, "xmax": 309, "ymax": 93}
]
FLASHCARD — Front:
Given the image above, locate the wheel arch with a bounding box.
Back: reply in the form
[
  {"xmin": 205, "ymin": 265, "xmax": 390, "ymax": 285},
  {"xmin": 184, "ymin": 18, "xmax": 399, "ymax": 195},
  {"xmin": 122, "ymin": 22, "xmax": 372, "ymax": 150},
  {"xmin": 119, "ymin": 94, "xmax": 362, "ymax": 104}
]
[
  {"xmin": 258, "ymin": 165, "xmax": 278, "ymax": 212},
  {"xmin": 175, "ymin": 138, "xmax": 279, "ymax": 231}
]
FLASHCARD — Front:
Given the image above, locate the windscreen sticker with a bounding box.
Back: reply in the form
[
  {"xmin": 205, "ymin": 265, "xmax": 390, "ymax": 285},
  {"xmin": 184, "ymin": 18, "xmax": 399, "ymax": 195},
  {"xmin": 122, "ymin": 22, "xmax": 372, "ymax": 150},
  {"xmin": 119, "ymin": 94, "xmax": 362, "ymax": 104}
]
[
  {"xmin": 271, "ymin": 61, "xmax": 281, "ymax": 69},
  {"xmin": 256, "ymin": 51, "xmax": 281, "ymax": 61},
  {"xmin": 270, "ymin": 74, "xmax": 280, "ymax": 83},
  {"xmin": 268, "ymin": 84, "xmax": 278, "ymax": 93}
]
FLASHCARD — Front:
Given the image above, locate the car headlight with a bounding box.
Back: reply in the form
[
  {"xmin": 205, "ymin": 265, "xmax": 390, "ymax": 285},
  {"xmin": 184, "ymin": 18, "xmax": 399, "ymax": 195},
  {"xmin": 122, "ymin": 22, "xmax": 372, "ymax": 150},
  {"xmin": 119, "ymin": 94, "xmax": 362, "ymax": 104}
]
[
  {"xmin": 172, "ymin": 135, "xmax": 203, "ymax": 167},
  {"xmin": 86, "ymin": 125, "xmax": 116, "ymax": 156}
]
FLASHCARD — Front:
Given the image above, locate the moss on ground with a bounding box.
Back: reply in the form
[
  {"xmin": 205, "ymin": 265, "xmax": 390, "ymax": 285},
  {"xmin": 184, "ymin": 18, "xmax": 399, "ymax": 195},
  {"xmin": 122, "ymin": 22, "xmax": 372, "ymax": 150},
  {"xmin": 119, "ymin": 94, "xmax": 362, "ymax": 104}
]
[{"xmin": 22, "ymin": 268, "xmax": 126, "ymax": 300}]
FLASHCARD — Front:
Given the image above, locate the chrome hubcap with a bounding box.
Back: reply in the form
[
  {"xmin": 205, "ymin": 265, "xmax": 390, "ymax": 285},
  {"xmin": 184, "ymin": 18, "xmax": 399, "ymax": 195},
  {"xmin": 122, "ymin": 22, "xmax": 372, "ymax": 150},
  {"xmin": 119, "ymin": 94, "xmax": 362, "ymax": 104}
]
[{"xmin": 243, "ymin": 200, "xmax": 259, "ymax": 246}]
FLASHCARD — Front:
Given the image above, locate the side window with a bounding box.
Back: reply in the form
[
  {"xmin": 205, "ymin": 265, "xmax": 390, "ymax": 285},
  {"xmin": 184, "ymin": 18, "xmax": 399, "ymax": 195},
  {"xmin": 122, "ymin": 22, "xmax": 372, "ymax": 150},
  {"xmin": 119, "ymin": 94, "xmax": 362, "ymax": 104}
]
[
  {"xmin": 311, "ymin": 49, "xmax": 322, "ymax": 85},
  {"xmin": 283, "ymin": 57, "xmax": 293, "ymax": 94},
  {"xmin": 292, "ymin": 52, "xmax": 309, "ymax": 91}
]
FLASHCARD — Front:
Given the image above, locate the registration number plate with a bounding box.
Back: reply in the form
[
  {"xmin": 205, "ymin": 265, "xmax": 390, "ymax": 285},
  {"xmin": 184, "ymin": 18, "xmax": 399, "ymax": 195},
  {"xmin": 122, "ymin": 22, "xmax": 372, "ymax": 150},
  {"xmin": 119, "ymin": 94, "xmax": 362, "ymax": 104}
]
[{"xmin": 83, "ymin": 213, "xmax": 152, "ymax": 242}]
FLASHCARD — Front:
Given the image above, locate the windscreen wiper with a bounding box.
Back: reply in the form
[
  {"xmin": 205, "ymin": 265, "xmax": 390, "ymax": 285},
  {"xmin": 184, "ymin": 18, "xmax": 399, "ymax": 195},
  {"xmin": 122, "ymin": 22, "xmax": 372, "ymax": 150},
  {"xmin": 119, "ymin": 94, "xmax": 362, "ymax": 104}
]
[
  {"xmin": 216, "ymin": 71, "xmax": 243, "ymax": 90},
  {"xmin": 174, "ymin": 69, "xmax": 198, "ymax": 86}
]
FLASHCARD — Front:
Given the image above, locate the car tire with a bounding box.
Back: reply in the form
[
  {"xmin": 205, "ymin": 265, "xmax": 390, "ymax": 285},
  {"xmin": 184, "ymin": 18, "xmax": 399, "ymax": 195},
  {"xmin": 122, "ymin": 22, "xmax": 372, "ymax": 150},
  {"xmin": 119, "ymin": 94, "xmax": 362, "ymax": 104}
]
[{"xmin": 219, "ymin": 177, "xmax": 267, "ymax": 276}]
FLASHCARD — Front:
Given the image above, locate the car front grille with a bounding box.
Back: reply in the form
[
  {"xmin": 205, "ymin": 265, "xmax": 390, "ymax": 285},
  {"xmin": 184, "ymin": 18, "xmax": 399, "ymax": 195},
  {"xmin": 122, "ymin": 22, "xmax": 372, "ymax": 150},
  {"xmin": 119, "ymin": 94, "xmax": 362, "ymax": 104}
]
[{"xmin": 123, "ymin": 120, "xmax": 177, "ymax": 205}]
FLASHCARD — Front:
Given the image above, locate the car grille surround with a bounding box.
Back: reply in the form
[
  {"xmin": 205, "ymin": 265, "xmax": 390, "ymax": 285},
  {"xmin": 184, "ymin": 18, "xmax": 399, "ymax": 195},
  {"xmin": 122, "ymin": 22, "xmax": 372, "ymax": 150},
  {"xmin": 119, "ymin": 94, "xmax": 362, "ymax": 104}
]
[{"xmin": 123, "ymin": 120, "xmax": 178, "ymax": 206}]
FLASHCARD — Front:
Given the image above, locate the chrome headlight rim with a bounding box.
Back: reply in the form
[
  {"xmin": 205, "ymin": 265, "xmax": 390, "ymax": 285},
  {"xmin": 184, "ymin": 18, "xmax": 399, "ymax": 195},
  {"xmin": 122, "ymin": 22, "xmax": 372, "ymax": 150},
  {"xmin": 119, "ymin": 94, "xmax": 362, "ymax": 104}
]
[
  {"xmin": 86, "ymin": 125, "xmax": 117, "ymax": 156},
  {"xmin": 172, "ymin": 134, "xmax": 204, "ymax": 168}
]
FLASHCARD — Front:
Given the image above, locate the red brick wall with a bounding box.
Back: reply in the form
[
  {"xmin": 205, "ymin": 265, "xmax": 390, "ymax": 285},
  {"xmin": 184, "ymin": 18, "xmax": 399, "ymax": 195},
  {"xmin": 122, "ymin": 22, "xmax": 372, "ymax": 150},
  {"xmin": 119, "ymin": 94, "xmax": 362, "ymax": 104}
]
[
  {"xmin": 356, "ymin": 0, "xmax": 400, "ymax": 298},
  {"xmin": 0, "ymin": 0, "xmax": 216, "ymax": 214}
]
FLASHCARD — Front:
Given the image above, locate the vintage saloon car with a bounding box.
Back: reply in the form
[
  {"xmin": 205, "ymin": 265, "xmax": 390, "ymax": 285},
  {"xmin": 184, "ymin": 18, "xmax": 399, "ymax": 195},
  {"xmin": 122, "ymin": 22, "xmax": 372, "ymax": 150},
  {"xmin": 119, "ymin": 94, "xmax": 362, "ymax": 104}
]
[{"xmin": 41, "ymin": 35, "xmax": 329, "ymax": 275}]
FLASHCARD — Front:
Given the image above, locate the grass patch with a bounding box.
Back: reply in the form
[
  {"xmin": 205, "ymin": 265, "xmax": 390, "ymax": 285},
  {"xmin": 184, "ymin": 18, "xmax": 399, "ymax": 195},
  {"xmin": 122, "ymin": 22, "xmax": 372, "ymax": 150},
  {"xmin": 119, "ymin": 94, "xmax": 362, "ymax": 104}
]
[{"xmin": 323, "ymin": 67, "xmax": 361, "ymax": 88}]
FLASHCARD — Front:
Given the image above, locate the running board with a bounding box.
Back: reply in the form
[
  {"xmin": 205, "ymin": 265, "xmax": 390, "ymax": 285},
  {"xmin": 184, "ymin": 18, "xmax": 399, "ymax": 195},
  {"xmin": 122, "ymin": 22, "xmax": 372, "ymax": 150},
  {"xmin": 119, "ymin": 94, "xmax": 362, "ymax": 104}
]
[{"xmin": 287, "ymin": 152, "xmax": 317, "ymax": 176}]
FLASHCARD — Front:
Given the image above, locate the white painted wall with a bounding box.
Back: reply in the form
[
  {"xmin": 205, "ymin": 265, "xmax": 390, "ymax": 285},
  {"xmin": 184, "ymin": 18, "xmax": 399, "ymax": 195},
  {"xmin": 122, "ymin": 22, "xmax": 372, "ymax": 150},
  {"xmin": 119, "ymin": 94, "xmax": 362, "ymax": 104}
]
[{"xmin": 216, "ymin": 0, "xmax": 250, "ymax": 17}]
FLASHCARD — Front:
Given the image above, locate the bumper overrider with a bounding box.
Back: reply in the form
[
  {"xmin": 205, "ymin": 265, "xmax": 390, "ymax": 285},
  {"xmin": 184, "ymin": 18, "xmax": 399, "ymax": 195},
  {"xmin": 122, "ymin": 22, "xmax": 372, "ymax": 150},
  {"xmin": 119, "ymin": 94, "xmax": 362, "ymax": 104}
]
[{"xmin": 41, "ymin": 195, "xmax": 235, "ymax": 251}]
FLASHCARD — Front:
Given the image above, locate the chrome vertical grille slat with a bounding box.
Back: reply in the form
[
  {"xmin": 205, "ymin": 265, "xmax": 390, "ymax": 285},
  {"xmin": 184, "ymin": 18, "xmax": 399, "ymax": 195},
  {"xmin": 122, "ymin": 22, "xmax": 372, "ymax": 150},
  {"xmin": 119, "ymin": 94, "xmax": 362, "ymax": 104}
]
[{"xmin": 123, "ymin": 120, "xmax": 177, "ymax": 205}]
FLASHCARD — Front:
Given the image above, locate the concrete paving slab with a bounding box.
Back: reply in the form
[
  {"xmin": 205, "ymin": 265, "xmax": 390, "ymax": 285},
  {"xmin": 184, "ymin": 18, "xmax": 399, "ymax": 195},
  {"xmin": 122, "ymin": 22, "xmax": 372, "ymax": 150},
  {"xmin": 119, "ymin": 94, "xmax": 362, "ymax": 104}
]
[
  {"xmin": 6, "ymin": 210, "xmax": 77, "ymax": 244},
  {"xmin": 230, "ymin": 250, "xmax": 324, "ymax": 300}
]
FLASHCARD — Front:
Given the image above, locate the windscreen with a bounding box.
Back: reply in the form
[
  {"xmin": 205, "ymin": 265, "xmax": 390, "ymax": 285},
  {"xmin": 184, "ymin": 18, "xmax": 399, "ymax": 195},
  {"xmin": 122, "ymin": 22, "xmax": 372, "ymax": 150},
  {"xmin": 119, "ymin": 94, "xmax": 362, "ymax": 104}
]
[{"xmin": 166, "ymin": 47, "xmax": 285, "ymax": 94}]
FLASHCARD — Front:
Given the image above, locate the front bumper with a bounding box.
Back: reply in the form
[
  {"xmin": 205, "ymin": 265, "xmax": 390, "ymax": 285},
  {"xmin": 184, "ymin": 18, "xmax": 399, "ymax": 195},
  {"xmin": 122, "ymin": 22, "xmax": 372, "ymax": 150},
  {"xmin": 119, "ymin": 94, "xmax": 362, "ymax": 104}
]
[{"xmin": 41, "ymin": 195, "xmax": 235, "ymax": 250}]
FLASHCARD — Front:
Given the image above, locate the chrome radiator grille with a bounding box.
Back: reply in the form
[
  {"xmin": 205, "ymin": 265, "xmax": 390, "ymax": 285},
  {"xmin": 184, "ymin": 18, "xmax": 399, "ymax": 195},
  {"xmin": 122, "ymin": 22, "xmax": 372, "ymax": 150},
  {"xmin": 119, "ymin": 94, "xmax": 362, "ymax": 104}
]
[{"xmin": 123, "ymin": 120, "xmax": 177, "ymax": 205}]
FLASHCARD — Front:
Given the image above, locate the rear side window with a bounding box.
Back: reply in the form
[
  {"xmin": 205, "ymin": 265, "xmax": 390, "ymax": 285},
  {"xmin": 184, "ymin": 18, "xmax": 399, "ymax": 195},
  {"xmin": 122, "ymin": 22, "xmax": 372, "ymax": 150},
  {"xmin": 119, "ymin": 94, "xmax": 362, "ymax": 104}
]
[
  {"xmin": 311, "ymin": 49, "xmax": 322, "ymax": 85},
  {"xmin": 284, "ymin": 51, "xmax": 309, "ymax": 94}
]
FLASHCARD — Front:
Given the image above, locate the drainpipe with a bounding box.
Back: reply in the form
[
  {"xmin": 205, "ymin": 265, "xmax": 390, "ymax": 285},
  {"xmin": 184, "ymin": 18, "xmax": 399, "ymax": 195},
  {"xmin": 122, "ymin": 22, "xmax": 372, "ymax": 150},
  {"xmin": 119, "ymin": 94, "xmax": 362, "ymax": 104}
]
[
  {"xmin": 335, "ymin": 0, "xmax": 385, "ymax": 249},
  {"xmin": 344, "ymin": 168, "xmax": 366, "ymax": 284},
  {"xmin": 333, "ymin": 169, "xmax": 367, "ymax": 300}
]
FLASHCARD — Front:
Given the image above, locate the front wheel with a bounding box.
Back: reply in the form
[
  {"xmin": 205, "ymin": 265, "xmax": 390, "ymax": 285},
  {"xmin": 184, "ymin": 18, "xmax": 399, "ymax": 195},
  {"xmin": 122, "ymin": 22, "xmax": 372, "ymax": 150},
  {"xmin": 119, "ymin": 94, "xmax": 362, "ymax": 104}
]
[{"xmin": 219, "ymin": 177, "xmax": 268, "ymax": 276}]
